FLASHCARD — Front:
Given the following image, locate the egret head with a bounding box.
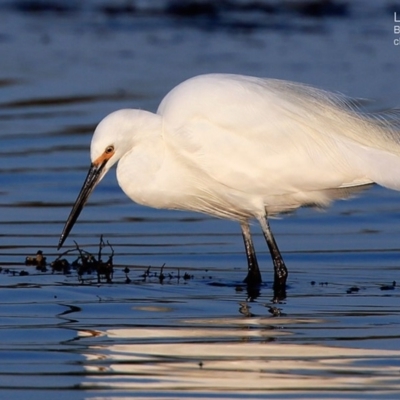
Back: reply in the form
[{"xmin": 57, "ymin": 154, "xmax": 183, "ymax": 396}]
[
  {"xmin": 90, "ymin": 109, "xmax": 140, "ymax": 173},
  {"xmin": 58, "ymin": 109, "xmax": 141, "ymax": 249}
]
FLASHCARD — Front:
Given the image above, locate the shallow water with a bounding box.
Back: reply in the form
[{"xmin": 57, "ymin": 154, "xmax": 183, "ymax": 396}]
[{"xmin": 1, "ymin": 1, "xmax": 400, "ymax": 399}]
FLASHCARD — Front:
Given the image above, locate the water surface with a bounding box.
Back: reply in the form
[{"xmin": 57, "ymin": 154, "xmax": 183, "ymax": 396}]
[{"xmin": 0, "ymin": 1, "xmax": 400, "ymax": 399}]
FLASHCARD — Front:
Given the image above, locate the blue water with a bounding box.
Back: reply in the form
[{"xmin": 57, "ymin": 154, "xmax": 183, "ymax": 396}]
[{"xmin": 0, "ymin": 1, "xmax": 400, "ymax": 399}]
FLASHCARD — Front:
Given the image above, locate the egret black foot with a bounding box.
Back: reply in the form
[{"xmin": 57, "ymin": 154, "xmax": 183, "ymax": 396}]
[
  {"xmin": 272, "ymin": 284, "xmax": 286, "ymax": 303},
  {"xmin": 272, "ymin": 274, "xmax": 287, "ymax": 302},
  {"xmin": 246, "ymin": 284, "xmax": 261, "ymax": 301},
  {"xmin": 243, "ymin": 268, "xmax": 262, "ymax": 301},
  {"xmin": 243, "ymin": 267, "xmax": 262, "ymax": 287}
]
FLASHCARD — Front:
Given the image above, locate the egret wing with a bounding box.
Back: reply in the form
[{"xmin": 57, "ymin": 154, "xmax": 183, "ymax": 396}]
[{"xmin": 158, "ymin": 74, "xmax": 375, "ymax": 197}]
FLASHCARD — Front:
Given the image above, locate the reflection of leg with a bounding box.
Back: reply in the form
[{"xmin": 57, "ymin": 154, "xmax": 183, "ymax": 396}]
[
  {"xmin": 241, "ymin": 221, "xmax": 262, "ymax": 285},
  {"xmin": 258, "ymin": 216, "xmax": 288, "ymax": 301}
]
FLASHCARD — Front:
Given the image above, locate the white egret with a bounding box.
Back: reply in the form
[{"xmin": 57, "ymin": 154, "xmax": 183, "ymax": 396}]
[{"xmin": 58, "ymin": 73, "xmax": 400, "ymax": 300}]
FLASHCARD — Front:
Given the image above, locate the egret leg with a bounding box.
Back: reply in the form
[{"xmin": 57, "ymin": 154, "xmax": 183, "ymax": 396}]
[
  {"xmin": 258, "ymin": 216, "xmax": 288, "ymax": 301},
  {"xmin": 241, "ymin": 222, "xmax": 262, "ymax": 285}
]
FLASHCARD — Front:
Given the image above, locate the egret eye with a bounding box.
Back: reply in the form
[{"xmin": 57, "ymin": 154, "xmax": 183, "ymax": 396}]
[{"xmin": 105, "ymin": 145, "xmax": 114, "ymax": 154}]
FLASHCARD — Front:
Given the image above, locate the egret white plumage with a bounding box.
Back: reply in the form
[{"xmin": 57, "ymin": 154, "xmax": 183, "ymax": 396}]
[{"xmin": 58, "ymin": 73, "xmax": 400, "ymax": 300}]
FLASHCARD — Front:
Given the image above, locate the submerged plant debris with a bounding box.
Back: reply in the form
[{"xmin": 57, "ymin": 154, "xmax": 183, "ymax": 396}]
[
  {"xmin": 74, "ymin": 236, "xmax": 114, "ymax": 283},
  {"xmin": 23, "ymin": 236, "xmax": 115, "ymax": 283},
  {"xmin": 14, "ymin": 236, "xmax": 194, "ymax": 285},
  {"xmin": 25, "ymin": 250, "xmax": 46, "ymax": 269}
]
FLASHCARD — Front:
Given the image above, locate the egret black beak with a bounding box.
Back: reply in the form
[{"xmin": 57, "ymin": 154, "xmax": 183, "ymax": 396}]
[{"xmin": 58, "ymin": 161, "xmax": 107, "ymax": 250}]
